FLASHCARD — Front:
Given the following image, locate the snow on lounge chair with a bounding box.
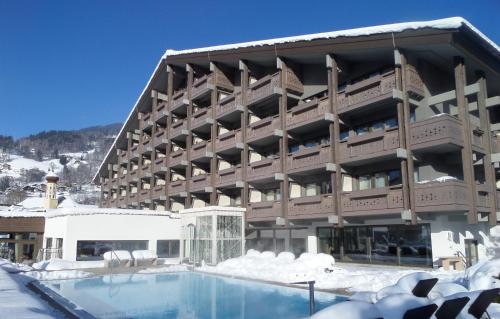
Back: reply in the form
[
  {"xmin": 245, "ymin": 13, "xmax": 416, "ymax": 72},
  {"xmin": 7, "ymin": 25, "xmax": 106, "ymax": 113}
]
[
  {"xmin": 132, "ymin": 250, "xmax": 158, "ymax": 267},
  {"xmin": 103, "ymin": 250, "xmax": 132, "ymax": 268},
  {"xmin": 433, "ymin": 296, "xmax": 470, "ymax": 319},
  {"xmin": 402, "ymin": 304, "xmax": 438, "ymax": 319},
  {"xmin": 467, "ymin": 288, "xmax": 500, "ymax": 319}
]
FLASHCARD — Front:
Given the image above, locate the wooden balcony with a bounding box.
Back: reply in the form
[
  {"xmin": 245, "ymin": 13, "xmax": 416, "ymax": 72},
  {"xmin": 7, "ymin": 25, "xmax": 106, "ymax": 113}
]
[
  {"xmin": 339, "ymin": 128, "xmax": 400, "ymax": 166},
  {"xmin": 128, "ymin": 192, "xmax": 138, "ymax": 205},
  {"xmin": 189, "ymin": 173, "xmax": 212, "ymax": 193},
  {"xmin": 215, "ymin": 129, "xmax": 242, "ymax": 154},
  {"xmin": 216, "ymin": 167, "xmax": 242, "ymax": 188},
  {"xmin": 286, "ymin": 97, "xmax": 333, "ymax": 133},
  {"xmin": 169, "ymin": 149, "xmax": 187, "ymax": 168},
  {"xmin": 191, "ymin": 140, "xmax": 213, "ymax": 161},
  {"xmin": 170, "ymin": 119, "xmax": 188, "ymax": 141},
  {"xmin": 139, "ymin": 112, "xmax": 153, "ymax": 130},
  {"xmin": 151, "ymin": 185, "xmax": 166, "ymax": 200},
  {"xmin": 138, "ymin": 189, "xmax": 151, "ymax": 203},
  {"xmin": 154, "ymin": 101, "xmax": 169, "ymax": 122},
  {"xmin": 191, "ymin": 107, "xmax": 213, "ymax": 131},
  {"xmin": 471, "ymin": 128, "xmax": 486, "ymax": 154},
  {"xmin": 247, "ymin": 157, "xmax": 281, "ymax": 183},
  {"xmin": 414, "ymin": 180, "xmax": 468, "ymax": 212},
  {"xmin": 153, "ymin": 129, "xmax": 168, "ymax": 149},
  {"xmin": 409, "ymin": 114, "xmax": 463, "ymax": 152},
  {"xmin": 191, "ymin": 71, "xmax": 233, "ymax": 102},
  {"xmin": 118, "ymin": 150, "xmax": 129, "ymax": 164},
  {"xmin": 247, "ymin": 115, "xmax": 282, "ymax": 145},
  {"xmin": 119, "ymin": 172, "xmax": 128, "ymax": 186},
  {"xmin": 169, "ymin": 180, "xmax": 186, "ymax": 197},
  {"xmin": 247, "ymin": 201, "xmax": 282, "ymax": 222},
  {"xmin": 153, "ymin": 157, "xmax": 167, "ymax": 174},
  {"xmin": 117, "ymin": 196, "xmax": 127, "ymax": 208},
  {"xmin": 287, "ymin": 144, "xmax": 332, "ymax": 175},
  {"xmin": 337, "ymin": 66, "xmax": 423, "ymax": 115},
  {"xmin": 476, "ymin": 183, "xmax": 492, "ymax": 213},
  {"xmin": 140, "ymin": 136, "xmax": 152, "ymax": 154},
  {"xmin": 288, "ymin": 194, "xmax": 335, "ymax": 219},
  {"xmin": 247, "ymin": 70, "xmax": 303, "ymax": 107},
  {"xmin": 130, "ymin": 145, "xmax": 139, "ymax": 159},
  {"xmin": 140, "ymin": 164, "xmax": 152, "ymax": 179},
  {"xmin": 341, "ymin": 186, "xmax": 405, "ymax": 216},
  {"xmin": 216, "ymin": 92, "xmax": 243, "ymax": 121},
  {"xmin": 171, "ymin": 90, "xmax": 189, "ymax": 115}
]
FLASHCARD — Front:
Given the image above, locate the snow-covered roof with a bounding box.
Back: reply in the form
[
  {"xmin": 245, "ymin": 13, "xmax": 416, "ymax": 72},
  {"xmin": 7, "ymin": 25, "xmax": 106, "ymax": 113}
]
[
  {"xmin": 94, "ymin": 17, "xmax": 500, "ymax": 183},
  {"xmin": 46, "ymin": 207, "xmax": 179, "ymax": 219},
  {"xmin": 6, "ymin": 193, "xmax": 85, "ymax": 213}
]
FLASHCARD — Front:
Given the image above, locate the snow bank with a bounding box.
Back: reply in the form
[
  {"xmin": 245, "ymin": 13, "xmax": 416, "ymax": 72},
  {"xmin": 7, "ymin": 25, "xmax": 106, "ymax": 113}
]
[
  {"xmin": 33, "ymin": 258, "xmax": 104, "ymax": 270},
  {"xmin": 132, "ymin": 250, "xmax": 157, "ymax": 260},
  {"xmin": 22, "ymin": 270, "xmax": 93, "ymax": 281},
  {"xmin": 103, "ymin": 250, "xmax": 132, "ymax": 261}
]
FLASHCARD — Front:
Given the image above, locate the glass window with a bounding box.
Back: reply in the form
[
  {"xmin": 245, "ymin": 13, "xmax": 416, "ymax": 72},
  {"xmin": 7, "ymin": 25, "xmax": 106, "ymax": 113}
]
[
  {"xmin": 157, "ymin": 240, "xmax": 180, "ymax": 258},
  {"xmin": 265, "ymin": 190, "xmax": 275, "ymax": 201},
  {"xmin": 339, "ymin": 131, "xmax": 349, "ymax": 141},
  {"xmin": 321, "ymin": 181, "xmax": 332, "ymax": 194},
  {"xmin": 342, "ymin": 174, "xmax": 353, "ymax": 192},
  {"xmin": 385, "ymin": 118, "xmax": 398, "ymax": 129},
  {"xmin": 305, "ymin": 183, "xmax": 317, "ymax": 196},
  {"xmin": 375, "ymin": 173, "xmax": 386, "ymax": 188},
  {"xmin": 305, "ymin": 140, "xmax": 317, "ymax": 148},
  {"xmin": 76, "ymin": 240, "xmax": 148, "ymax": 261},
  {"xmin": 288, "ymin": 144, "xmax": 299, "ymax": 153},
  {"xmin": 410, "ymin": 111, "xmax": 416, "ymax": 123},
  {"xmin": 289, "ymin": 183, "xmax": 301, "ymax": 198},
  {"xmin": 371, "ymin": 121, "xmax": 384, "ymax": 132},
  {"xmin": 388, "ymin": 170, "xmax": 402, "ymax": 186},
  {"xmin": 356, "ymin": 126, "xmax": 369, "ymax": 136},
  {"xmin": 358, "ymin": 175, "xmax": 371, "ymax": 190}
]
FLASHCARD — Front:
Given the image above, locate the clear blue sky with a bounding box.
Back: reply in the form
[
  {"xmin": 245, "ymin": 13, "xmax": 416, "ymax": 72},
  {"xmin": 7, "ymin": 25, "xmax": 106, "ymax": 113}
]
[{"xmin": 0, "ymin": 0, "xmax": 499, "ymax": 138}]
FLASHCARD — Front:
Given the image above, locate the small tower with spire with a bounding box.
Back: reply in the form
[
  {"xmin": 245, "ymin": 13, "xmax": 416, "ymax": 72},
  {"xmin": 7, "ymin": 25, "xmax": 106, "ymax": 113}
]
[{"xmin": 44, "ymin": 169, "xmax": 59, "ymax": 209}]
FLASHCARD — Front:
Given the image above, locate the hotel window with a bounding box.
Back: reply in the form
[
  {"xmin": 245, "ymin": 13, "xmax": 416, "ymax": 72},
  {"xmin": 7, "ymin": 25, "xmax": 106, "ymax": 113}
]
[
  {"xmin": 385, "ymin": 118, "xmax": 397, "ymax": 129},
  {"xmin": 288, "ymin": 144, "xmax": 300, "ymax": 153},
  {"xmin": 249, "ymin": 190, "xmax": 261, "ymax": 203},
  {"xmin": 374, "ymin": 173, "xmax": 386, "ymax": 188},
  {"xmin": 356, "ymin": 126, "xmax": 369, "ymax": 136},
  {"xmin": 289, "ymin": 183, "xmax": 301, "ymax": 198},
  {"xmin": 388, "ymin": 170, "xmax": 402, "ymax": 186},
  {"xmin": 358, "ymin": 175, "xmax": 371, "ymax": 190},
  {"xmin": 372, "ymin": 121, "xmax": 384, "ymax": 132},
  {"xmin": 157, "ymin": 240, "xmax": 180, "ymax": 258},
  {"xmin": 340, "ymin": 131, "xmax": 349, "ymax": 141},
  {"xmin": 305, "ymin": 183, "xmax": 317, "ymax": 196},
  {"xmin": 342, "ymin": 174, "xmax": 353, "ymax": 192}
]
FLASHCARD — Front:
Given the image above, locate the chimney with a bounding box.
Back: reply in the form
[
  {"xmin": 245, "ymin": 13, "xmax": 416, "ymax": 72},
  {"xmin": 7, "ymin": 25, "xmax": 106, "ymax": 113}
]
[{"xmin": 44, "ymin": 170, "xmax": 59, "ymax": 209}]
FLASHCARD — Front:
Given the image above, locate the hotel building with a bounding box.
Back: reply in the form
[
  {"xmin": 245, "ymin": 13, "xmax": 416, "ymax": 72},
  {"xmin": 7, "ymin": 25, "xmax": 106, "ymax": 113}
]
[{"xmin": 94, "ymin": 18, "xmax": 500, "ymax": 267}]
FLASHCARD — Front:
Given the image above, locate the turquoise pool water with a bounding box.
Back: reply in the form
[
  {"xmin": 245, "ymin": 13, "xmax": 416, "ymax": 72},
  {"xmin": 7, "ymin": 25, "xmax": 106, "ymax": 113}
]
[{"xmin": 40, "ymin": 272, "xmax": 345, "ymax": 319}]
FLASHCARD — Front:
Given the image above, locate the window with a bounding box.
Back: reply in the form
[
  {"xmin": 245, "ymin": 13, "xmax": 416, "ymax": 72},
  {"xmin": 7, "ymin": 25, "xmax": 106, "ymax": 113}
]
[
  {"xmin": 76, "ymin": 240, "xmax": 148, "ymax": 261},
  {"xmin": 321, "ymin": 181, "xmax": 332, "ymax": 194},
  {"xmin": 356, "ymin": 126, "xmax": 369, "ymax": 136},
  {"xmin": 372, "ymin": 121, "xmax": 384, "ymax": 132},
  {"xmin": 358, "ymin": 175, "xmax": 371, "ymax": 190},
  {"xmin": 385, "ymin": 118, "xmax": 397, "ymax": 129},
  {"xmin": 288, "ymin": 144, "xmax": 300, "ymax": 153},
  {"xmin": 342, "ymin": 174, "xmax": 353, "ymax": 192},
  {"xmin": 305, "ymin": 183, "xmax": 317, "ymax": 196},
  {"xmin": 157, "ymin": 240, "xmax": 180, "ymax": 258},
  {"xmin": 289, "ymin": 183, "xmax": 301, "ymax": 198},
  {"xmin": 340, "ymin": 131, "xmax": 349, "ymax": 141},
  {"xmin": 374, "ymin": 173, "xmax": 386, "ymax": 188},
  {"xmin": 388, "ymin": 170, "xmax": 402, "ymax": 186}
]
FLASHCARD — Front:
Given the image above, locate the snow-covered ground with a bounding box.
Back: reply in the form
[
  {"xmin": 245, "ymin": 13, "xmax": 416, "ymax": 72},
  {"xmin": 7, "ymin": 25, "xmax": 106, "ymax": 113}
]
[{"xmin": 0, "ymin": 259, "xmax": 64, "ymax": 318}]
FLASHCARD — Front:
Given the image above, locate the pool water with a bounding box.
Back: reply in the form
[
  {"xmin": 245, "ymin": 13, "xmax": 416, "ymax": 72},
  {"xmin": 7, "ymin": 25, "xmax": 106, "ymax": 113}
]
[{"xmin": 41, "ymin": 272, "xmax": 345, "ymax": 319}]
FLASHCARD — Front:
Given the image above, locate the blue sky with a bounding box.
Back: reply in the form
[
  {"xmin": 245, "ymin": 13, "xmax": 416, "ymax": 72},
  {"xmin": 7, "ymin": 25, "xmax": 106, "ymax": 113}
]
[{"xmin": 0, "ymin": 0, "xmax": 499, "ymax": 138}]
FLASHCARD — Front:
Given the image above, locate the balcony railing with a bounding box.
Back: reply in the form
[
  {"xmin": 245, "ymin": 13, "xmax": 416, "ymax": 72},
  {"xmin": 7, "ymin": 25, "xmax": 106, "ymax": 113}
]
[
  {"xmin": 153, "ymin": 129, "xmax": 168, "ymax": 148},
  {"xmin": 409, "ymin": 114, "xmax": 463, "ymax": 151},
  {"xmin": 247, "ymin": 116, "xmax": 281, "ymax": 143},
  {"xmin": 216, "ymin": 92, "xmax": 242, "ymax": 120},
  {"xmin": 216, "ymin": 167, "xmax": 242, "ymax": 187},
  {"xmin": 247, "ymin": 73, "xmax": 281, "ymax": 106},
  {"xmin": 153, "ymin": 157, "xmax": 167, "ymax": 173},
  {"xmin": 189, "ymin": 173, "xmax": 211, "ymax": 192},
  {"xmin": 286, "ymin": 97, "xmax": 331, "ymax": 130},
  {"xmin": 191, "ymin": 107, "xmax": 213, "ymax": 129},
  {"xmin": 247, "ymin": 201, "xmax": 282, "ymax": 221},
  {"xmin": 339, "ymin": 128, "xmax": 400, "ymax": 164},
  {"xmin": 139, "ymin": 112, "xmax": 153, "ymax": 130},
  {"xmin": 170, "ymin": 119, "xmax": 188, "ymax": 139},
  {"xmin": 414, "ymin": 180, "xmax": 468, "ymax": 212},
  {"xmin": 192, "ymin": 70, "xmax": 233, "ymax": 101},
  {"xmin": 154, "ymin": 101, "xmax": 169, "ymax": 121},
  {"xmin": 152, "ymin": 185, "xmax": 166, "ymax": 199},
  {"xmin": 247, "ymin": 157, "xmax": 281, "ymax": 182},
  {"xmin": 341, "ymin": 186, "xmax": 404, "ymax": 215},
  {"xmin": 169, "ymin": 180, "xmax": 186, "ymax": 196},
  {"xmin": 288, "ymin": 194, "xmax": 335, "ymax": 218},
  {"xmin": 191, "ymin": 140, "xmax": 212, "ymax": 160},
  {"xmin": 169, "ymin": 149, "xmax": 187, "ymax": 167},
  {"xmin": 171, "ymin": 90, "xmax": 188, "ymax": 113},
  {"xmin": 337, "ymin": 66, "xmax": 423, "ymax": 115},
  {"xmin": 215, "ymin": 129, "xmax": 242, "ymax": 152},
  {"xmin": 140, "ymin": 164, "xmax": 151, "ymax": 179},
  {"xmin": 287, "ymin": 144, "xmax": 332, "ymax": 174},
  {"xmin": 130, "ymin": 145, "xmax": 139, "ymax": 159},
  {"xmin": 471, "ymin": 128, "xmax": 486, "ymax": 153},
  {"xmin": 139, "ymin": 189, "xmax": 150, "ymax": 202}
]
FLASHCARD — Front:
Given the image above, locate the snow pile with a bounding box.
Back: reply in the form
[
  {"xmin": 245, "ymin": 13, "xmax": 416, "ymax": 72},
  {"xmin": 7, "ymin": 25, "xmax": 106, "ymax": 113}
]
[
  {"xmin": 138, "ymin": 264, "xmax": 189, "ymax": 274},
  {"xmin": 0, "ymin": 155, "xmax": 63, "ymax": 179},
  {"xmin": 33, "ymin": 258, "xmax": 104, "ymax": 270},
  {"xmin": 132, "ymin": 250, "xmax": 158, "ymax": 260},
  {"xmin": 22, "ymin": 270, "xmax": 93, "ymax": 281},
  {"xmin": 103, "ymin": 250, "xmax": 132, "ymax": 261},
  {"xmin": 416, "ymin": 175, "xmax": 458, "ymax": 184},
  {"xmin": 312, "ymin": 264, "xmax": 500, "ymax": 319}
]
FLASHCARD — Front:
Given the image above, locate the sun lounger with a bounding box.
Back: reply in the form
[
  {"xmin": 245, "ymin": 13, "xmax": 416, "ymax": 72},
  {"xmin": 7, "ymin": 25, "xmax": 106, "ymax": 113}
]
[
  {"xmin": 434, "ymin": 296, "xmax": 470, "ymax": 319},
  {"xmin": 403, "ymin": 304, "xmax": 438, "ymax": 319},
  {"xmin": 411, "ymin": 278, "xmax": 439, "ymax": 298},
  {"xmin": 467, "ymin": 288, "xmax": 499, "ymax": 319}
]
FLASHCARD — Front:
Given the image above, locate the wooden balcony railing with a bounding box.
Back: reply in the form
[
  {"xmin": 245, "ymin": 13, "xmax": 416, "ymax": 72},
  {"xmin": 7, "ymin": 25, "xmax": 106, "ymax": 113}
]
[
  {"xmin": 169, "ymin": 149, "xmax": 187, "ymax": 167},
  {"xmin": 247, "ymin": 201, "xmax": 282, "ymax": 221},
  {"xmin": 169, "ymin": 180, "xmax": 186, "ymax": 195},
  {"xmin": 215, "ymin": 129, "xmax": 242, "ymax": 152},
  {"xmin": 414, "ymin": 180, "xmax": 468, "ymax": 212},
  {"xmin": 170, "ymin": 119, "xmax": 187, "ymax": 139},
  {"xmin": 191, "ymin": 107, "xmax": 212, "ymax": 129},
  {"xmin": 287, "ymin": 144, "xmax": 331, "ymax": 174},
  {"xmin": 216, "ymin": 92, "xmax": 242, "ymax": 120},
  {"xmin": 247, "ymin": 116, "xmax": 281, "ymax": 143},
  {"xmin": 339, "ymin": 128, "xmax": 399, "ymax": 164},
  {"xmin": 409, "ymin": 114, "xmax": 463, "ymax": 151},
  {"xmin": 288, "ymin": 194, "xmax": 335, "ymax": 218},
  {"xmin": 189, "ymin": 173, "xmax": 211, "ymax": 192},
  {"xmin": 152, "ymin": 185, "xmax": 166, "ymax": 199},
  {"xmin": 171, "ymin": 90, "xmax": 188, "ymax": 112},
  {"xmin": 247, "ymin": 70, "xmax": 303, "ymax": 106},
  {"xmin": 139, "ymin": 112, "xmax": 153, "ymax": 130},
  {"xmin": 341, "ymin": 186, "xmax": 404, "ymax": 215},
  {"xmin": 154, "ymin": 101, "xmax": 169, "ymax": 121},
  {"xmin": 191, "ymin": 140, "xmax": 212, "ymax": 160},
  {"xmin": 247, "ymin": 157, "xmax": 281, "ymax": 182},
  {"xmin": 286, "ymin": 97, "xmax": 331, "ymax": 130},
  {"xmin": 217, "ymin": 167, "xmax": 242, "ymax": 187}
]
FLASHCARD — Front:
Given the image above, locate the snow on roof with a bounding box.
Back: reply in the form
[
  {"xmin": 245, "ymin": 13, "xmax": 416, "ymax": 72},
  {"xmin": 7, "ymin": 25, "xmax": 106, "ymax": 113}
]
[
  {"xmin": 165, "ymin": 17, "xmax": 500, "ymax": 56},
  {"xmin": 7, "ymin": 194, "xmax": 83, "ymax": 213},
  {"xmin": 94, "ymin": 17, "xmax": 500, "ymax": 183},
  {"xmin": 46, "ymin": 207, "xmax": 180, "ymax": 219}
]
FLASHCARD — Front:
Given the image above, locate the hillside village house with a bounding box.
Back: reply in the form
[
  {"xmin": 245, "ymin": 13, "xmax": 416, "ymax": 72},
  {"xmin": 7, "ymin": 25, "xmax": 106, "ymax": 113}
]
[{"xmin": 94, "ymin": 17, "xmax": 500, "ymax": 268}]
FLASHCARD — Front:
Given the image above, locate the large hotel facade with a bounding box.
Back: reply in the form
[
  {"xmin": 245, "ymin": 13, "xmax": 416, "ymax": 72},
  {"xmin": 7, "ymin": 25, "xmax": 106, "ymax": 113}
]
[{"xmin": 95, "ymin": 18, "xmax": 500, "ymax": 267}]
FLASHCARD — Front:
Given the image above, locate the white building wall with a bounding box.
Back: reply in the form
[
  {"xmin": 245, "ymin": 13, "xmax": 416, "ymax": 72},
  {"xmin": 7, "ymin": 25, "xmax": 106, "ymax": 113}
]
[{"xmin": 44, "ymin": 213, "xmax": 181, "ymax": 261}]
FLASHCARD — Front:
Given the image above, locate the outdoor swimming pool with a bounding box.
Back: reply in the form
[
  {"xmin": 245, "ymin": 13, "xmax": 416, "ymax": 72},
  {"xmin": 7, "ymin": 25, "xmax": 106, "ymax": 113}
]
[{"xmin": 39, "ymin": 271, "xmax": 345, "ymax": 319}]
